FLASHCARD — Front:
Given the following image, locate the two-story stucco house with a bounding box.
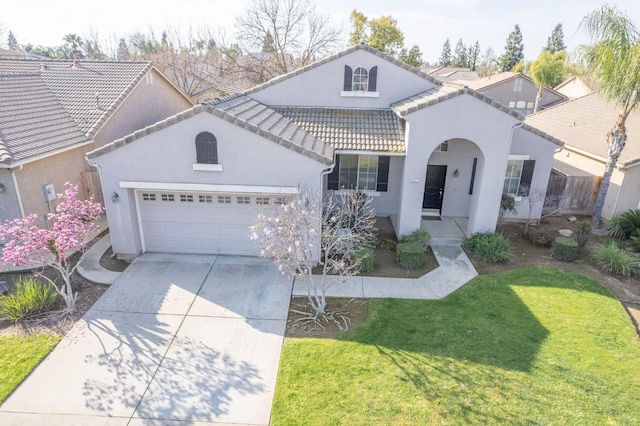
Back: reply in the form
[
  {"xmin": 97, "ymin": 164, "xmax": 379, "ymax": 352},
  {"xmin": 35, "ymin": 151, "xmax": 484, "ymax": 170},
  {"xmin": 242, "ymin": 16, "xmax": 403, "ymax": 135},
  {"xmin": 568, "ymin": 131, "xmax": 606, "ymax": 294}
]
[
  {"xmin": 0, "ymin": 58, "xmax": 193, "ymax": 225},
  {"xmin": 88, "ymin": 45, "xmax": 562, "ymax": 259}
]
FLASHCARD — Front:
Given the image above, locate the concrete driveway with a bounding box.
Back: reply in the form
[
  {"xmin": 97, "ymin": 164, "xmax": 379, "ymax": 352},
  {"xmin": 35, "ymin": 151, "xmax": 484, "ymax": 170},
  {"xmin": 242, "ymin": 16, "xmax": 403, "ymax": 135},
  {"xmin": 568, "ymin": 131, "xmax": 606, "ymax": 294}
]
[{"xmin": 0, "ymin": 253, "xmax": 293, "ymax": 425}]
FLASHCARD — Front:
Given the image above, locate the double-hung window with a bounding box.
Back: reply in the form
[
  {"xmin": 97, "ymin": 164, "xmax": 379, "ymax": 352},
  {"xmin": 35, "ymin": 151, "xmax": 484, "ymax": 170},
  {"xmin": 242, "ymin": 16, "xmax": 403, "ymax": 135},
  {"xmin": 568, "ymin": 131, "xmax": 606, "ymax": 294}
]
[
  {"xmin": 328, "ymin": 154, "xmax": 390, "ymax": 192},
  {"xmin": 503, "ymin": 156, "xmax": 536, "ymax": 196}
]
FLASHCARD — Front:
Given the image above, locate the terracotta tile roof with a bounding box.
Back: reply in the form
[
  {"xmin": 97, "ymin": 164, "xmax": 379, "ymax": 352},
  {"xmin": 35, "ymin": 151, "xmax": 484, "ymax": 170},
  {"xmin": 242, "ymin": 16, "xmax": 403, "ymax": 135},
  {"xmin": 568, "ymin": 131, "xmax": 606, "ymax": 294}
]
[
  {"xmin": 274, "ymin": 107, "xmax": 405, "ymax": 152},
  {"xmin": 525, "ymin": 92, "xmax": 640, "ymax": 167},
  {"xmin": 0, "ymin": 58, "xmax": 153, "ymax": 138},
  {"xmin": 88, "ymin": 96, "xmax": 334, "ymax": 165},
  {"xmin": 0, "ymin": 73, "xmax": 90, "ymax": 164}
]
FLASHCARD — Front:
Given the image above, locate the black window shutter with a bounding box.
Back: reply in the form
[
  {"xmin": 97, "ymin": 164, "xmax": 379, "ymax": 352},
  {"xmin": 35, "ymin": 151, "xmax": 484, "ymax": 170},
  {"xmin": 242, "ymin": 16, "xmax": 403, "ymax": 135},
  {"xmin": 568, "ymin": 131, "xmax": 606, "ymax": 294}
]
[
  {"xmin": 518, "ymin": 160, "xmax": 536, "ymax": 196},
  {"xmin": 327, "ymin": 155, "xmax": 340, "ymax": 190},
  {"xmin": 376, "ymin": 155, "xmax": 390, "ymax": 192},
  {"xmin": 343, "ymin": 66, "xmax": 353, "ymax": 91},
  {"xmin": 368, "ymin": 66, "xmax": 378, "ymax": 92},
  {"xmin": 469, "ymin": 157, "xmax": 478, "ymax": 195}
]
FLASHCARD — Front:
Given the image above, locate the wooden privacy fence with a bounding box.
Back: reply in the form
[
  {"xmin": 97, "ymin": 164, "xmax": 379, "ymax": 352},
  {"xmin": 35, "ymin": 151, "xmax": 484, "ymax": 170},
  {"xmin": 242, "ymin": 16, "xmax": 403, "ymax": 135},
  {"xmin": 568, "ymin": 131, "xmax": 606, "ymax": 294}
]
[
  {"xmin": 81, "ymin": 171, "xmax": 104, "ymax": 204},
  {"xmin": 544, "ymin": 174, "xmax": 601, "ymax": 214}
]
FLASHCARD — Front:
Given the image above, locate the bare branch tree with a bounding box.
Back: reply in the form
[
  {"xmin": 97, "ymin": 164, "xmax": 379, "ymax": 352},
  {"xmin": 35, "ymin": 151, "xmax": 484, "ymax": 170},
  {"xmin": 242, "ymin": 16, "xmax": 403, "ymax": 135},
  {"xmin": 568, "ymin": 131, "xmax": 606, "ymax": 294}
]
[
  {"xmin": 250, "ymin": 187, "xmax": 375, "ymax": 331},
  {"xmin": 234, "ymin": 0, "xmax": 342, "ymax": 82}
]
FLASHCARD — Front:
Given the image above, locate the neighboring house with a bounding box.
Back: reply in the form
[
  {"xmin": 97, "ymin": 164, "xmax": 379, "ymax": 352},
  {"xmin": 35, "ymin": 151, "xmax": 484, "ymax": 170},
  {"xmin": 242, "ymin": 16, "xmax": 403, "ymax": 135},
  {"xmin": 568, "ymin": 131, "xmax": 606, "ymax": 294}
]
[
  {"xmin": 424, "ymin": 66, "xmax": 480, "ymax": 83},
  {"xmin": 453, "ymin": 72, "xmax": 567, "ymax": 115},
  {"xmin": 554, "ymin": 76, "xmax": 596, "ymax": 100},
  {"xmin": 87, "ymin": 45, "xmax": 561, "ymax": 259},
  {"xmin": 525, "ymin": 92, "xmax": 640, "ymax": 220},
  {"xmin": 0, "ymin": 58, "xmax": 193, "ymax": 224}
]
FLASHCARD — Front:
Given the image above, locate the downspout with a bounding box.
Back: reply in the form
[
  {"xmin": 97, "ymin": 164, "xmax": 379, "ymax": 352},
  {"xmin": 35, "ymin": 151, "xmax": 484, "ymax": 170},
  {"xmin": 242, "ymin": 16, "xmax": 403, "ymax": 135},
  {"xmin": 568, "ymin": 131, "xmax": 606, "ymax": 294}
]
[{"xmin": 9, "ymin": 165, "xmax": 25, "ymax": 218}]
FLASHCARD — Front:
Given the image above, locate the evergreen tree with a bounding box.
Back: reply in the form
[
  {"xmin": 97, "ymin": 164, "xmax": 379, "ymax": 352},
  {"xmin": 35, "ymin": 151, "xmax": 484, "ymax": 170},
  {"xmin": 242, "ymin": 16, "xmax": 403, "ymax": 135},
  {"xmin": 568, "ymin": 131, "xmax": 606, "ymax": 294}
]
[
  {"xmin": 453, "ymin": 38, "xmax": 467, "ymax": 67},
  {"xmin": 439, "ymin": 38, "xmax": 452, "ymax": 66},
  {"xmin": 544, "ymin": 23, "xmax": 566, "ymax": 53},
  {"xmin": 499, "ymin": 24, "xmax": 524, "ymax": 72},
  {"xmin": 468, "ymin": 40, "xmax": 481, "ymax": 71},
  {"xmin": 7, "ymin": 31, "xmax": 18, "ymax": 51}
]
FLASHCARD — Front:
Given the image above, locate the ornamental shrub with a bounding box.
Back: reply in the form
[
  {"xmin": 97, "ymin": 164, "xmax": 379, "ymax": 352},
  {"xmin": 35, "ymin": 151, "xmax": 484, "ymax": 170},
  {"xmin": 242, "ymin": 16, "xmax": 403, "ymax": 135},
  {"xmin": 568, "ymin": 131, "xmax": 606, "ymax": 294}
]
[
  {"xmin": 593, "ymin": 242, "xmax": 640, "ymax": 277},
  {"xmin": 525, "ymin": 229, "xmax": 553, "ymax": 248},
  {"xmin": 463, "ymin": 232, "xmax": 514, "ymax": 263},
  {"xmin": 574, "ymin": 222, "xmax": 591, "ymax": 253},
  {"xmin": 396, "ymin": 242, "xmax": 424, "ymax": 269},
  {"xmin": 352, "ymin": 247, "xmax": 374, "ymax": 273},
  {"xmin": 0, "ymin": 277, "xmax": 58, "ymax": 322},
  {"xmin": 606, "ymin": 209, "xmax": 640, "ymax": 239},
  {"xmin": 400, "ymin": 229, "xmax": 431, "ymax": 252},
  {"xmin": 552, "ymin": 237, "xmax": 578, "ymax": 261}
]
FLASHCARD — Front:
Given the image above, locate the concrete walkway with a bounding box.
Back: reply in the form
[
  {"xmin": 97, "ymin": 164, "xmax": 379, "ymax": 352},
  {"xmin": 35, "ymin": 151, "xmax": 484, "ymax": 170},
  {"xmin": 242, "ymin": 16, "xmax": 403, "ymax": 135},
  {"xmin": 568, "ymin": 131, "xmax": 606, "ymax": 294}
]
[
  {"xmin": 1, "ymin": 254, "xmax": 292, "ymax": 425},
  {"xmin": 292, "ymin": 244, "xmax": 477, "ymax": 299}
]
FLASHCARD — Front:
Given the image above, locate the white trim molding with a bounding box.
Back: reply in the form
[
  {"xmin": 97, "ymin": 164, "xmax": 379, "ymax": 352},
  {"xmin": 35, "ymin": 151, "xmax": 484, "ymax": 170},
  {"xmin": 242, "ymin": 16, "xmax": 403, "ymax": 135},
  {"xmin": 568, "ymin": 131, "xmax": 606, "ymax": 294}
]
[
  {"xmin": 119, "ymin": 181, "xmax": 300, "ymax": 194},
  {"xmin": 340, "ymin": 91, "xmax": 380, "ymax": 98},
  {"xmin": 193, "ymin": 163, "xmax": 223, "ymax": 172}
]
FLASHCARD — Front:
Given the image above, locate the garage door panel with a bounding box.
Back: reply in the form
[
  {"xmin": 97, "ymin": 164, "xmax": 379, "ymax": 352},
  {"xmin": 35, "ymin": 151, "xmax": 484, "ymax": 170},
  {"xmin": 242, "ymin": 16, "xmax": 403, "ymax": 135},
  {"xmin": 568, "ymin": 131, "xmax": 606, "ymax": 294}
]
[{"xmin": 138, "ymin": 191, "xmax": 276, "ymax": 255}]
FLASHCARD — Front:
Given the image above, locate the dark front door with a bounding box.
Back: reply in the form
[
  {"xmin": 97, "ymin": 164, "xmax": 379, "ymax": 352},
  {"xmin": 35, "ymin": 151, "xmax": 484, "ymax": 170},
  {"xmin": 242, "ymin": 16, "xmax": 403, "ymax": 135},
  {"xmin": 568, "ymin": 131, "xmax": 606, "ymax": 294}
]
[{"xmin": 423, "ymin": 165, "xmax": 447, "ymax": 211}]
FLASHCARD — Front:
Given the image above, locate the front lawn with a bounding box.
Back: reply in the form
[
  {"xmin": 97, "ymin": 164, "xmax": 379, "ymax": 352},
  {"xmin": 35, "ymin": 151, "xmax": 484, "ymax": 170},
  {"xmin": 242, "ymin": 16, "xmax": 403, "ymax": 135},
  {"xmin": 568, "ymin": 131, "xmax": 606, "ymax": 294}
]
[
  {"xmin": 0, "ymin": 334, "xmax": 61, "ymax": 403},
  {"xmin": 273, "ymin": 267, "xmax": 640, "ymax": 425}
]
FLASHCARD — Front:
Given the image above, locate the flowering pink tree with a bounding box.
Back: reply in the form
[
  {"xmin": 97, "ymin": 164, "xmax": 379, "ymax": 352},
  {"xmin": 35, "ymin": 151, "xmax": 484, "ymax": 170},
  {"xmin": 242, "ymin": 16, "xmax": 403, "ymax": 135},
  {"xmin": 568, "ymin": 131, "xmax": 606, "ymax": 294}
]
[
  {"xmin": 250, "ymin": 187, "xmax": 376, "ymax": 329},
  {"xmin": 0, "ymin": 183, "xmax": 104, "ymax": 315}
]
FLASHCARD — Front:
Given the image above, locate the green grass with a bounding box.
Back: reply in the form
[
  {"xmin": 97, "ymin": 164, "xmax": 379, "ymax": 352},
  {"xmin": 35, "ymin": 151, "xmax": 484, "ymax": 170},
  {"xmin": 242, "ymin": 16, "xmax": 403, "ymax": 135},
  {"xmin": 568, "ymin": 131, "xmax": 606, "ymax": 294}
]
[
  {"xmin": 272, "ymin": 267, "xmax": 640, "ymax": 425},
  {"xmin": 0, "ymin": 334, "xmax": 61, "ymax": 403}
]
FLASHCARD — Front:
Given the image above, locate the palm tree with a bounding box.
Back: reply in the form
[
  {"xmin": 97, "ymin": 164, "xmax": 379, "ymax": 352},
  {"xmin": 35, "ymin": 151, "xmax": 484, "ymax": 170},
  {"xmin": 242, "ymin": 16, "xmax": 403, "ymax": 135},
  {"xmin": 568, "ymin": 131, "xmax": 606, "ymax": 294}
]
[
  {"xmin": 579, "ymin": 5, "xmax": 640, "ymax": 228},
  {"xmin": 530, "ymin": 50, "xmax": 566, "ymax": 113}
]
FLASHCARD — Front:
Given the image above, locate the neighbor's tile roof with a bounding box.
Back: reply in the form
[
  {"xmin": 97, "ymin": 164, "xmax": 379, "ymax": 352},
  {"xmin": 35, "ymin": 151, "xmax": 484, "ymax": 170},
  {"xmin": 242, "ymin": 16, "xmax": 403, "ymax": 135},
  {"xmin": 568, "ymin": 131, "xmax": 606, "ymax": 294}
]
[
  {"xmin": 525, "ymin": 92, "xmax": 640, "ymax": 167},
  {"xmin": 0, "ymin": 73, "xmax": 90, "ymax": 164},
  {"xmin": 88, "ymin": 95, "xmax": 334, "ymax": 165},
  {"xmin": 274, "ymin": 107, "xmax": 405, "ymax": 152},
  {"xmin": 458, "ymin": 71, "xmax": 519, "ymax": 91},
  {"xmin": 0, "ymin": 58, "xmax": 153, "ymax": 138}
]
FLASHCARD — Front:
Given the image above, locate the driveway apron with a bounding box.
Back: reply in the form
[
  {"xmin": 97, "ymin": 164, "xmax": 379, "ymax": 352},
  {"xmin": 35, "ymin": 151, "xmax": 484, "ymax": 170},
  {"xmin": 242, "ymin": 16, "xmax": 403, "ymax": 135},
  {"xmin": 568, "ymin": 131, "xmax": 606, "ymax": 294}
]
[{"xmin": 0, "ymin": 253, "xmax": 293, "ymax": 425}]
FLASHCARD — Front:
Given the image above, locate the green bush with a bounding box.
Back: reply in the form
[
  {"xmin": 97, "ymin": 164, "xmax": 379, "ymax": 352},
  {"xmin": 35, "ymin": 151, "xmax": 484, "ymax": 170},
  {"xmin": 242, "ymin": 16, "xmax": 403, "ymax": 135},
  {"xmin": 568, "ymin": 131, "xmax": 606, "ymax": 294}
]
[
  {"xmin": 0, "ymin": 277, "xmax": 58, "ymax": 322},
  {"xmin": 575, "ymin": 222, "xmax": 592, "ymax": 253},
  {"xmin": 352, "ymin": 247, "xmax": 374, "ymax": 273},
  {"xmin": 606, "ymin": 209, "xmax": 640, "ymax": 239},
  {"xmin": 552, "ymin": 237, "xmax": 579, "ymax": 261},
  {"xmin": 400, "ymin": 229, "xmax": 431, "ymax": 252},
  {"xmin": 463, "ymin": 232, "xmax": 514, "ymax": 263},
  {"xmin": 396, "ymin": 242, "xmax": 424, "ymax": 269},
  {"xmin": 524, "ymin": 229, "xmax": 553, "ymax": 248},
  {"xmin": 592, "ymin": 242, "xmax": 640, "ymax": 277},
  {"xmin": 629, "ymin": 229, "xmax": 640, "ymax": 253}
]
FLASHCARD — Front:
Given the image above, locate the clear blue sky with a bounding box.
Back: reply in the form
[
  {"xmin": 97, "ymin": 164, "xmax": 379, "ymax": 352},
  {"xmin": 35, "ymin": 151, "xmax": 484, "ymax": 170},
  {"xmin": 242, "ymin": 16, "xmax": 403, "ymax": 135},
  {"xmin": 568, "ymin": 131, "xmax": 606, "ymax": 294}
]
[{"xmin": 3, "ymin": 0, "xmax": 639, "ymax": 63}]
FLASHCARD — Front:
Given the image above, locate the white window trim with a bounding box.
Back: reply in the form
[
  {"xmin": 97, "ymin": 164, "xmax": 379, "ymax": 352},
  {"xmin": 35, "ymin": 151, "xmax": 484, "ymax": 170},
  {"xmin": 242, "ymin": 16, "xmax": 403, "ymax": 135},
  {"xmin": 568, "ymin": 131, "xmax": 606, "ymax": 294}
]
[
  {"xmin": 340, "ymin": 90, "xmax": 380, "ymax": 98},
  {"xmin": 504, "ymin": 155, "xmax": 530, "ymax": 201},
  {"xmin": 193, "ymin": 163, "xmax": 223, "ymax": 172}
]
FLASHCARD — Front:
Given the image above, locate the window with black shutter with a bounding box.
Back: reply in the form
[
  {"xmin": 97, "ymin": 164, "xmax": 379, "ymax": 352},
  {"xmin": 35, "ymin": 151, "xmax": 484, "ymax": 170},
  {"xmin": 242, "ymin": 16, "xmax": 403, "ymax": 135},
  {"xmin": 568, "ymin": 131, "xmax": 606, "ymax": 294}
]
[{"xmin": 195, "ymin": 132, "xmax": 218, "ymax": 164}]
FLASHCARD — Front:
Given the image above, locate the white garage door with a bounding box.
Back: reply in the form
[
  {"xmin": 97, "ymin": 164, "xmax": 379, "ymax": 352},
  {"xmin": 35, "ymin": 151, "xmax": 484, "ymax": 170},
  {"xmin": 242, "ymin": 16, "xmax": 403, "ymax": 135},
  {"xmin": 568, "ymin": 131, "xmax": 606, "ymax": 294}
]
[{"xmin": 138, "ymin": 191, "xmax": 286, "ymax": 255}]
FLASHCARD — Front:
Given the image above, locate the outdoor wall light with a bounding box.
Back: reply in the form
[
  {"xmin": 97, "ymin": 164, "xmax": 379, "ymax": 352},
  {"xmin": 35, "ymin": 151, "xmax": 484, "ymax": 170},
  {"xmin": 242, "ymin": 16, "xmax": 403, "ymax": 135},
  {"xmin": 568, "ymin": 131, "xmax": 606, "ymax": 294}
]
[
  {"xmin": 453, "ymin": 169, "xmax": 459, "ymax": 178},
  {"xmin": 112, "ymin": 191, "xmax": 119, "ymax": 202}
]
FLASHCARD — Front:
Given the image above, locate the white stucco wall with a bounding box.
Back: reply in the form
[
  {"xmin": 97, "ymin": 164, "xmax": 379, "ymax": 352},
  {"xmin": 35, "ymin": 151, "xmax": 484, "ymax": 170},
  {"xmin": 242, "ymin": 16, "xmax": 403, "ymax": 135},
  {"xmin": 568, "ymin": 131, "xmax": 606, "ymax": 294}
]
[
  {"xmin": 397, "ymin": 94, "xmax": 521, "ymax": 236},
  {"xmin": 616, "ymin": 166, "xmax": 640, "ymax": 215},
  {"xmin": 0, "ymin": 169, "xmax": 22, "ymax": 223},
  {"xmin": 93, "ymin": 111, "xmax": 327, "ymax": 257},
  {"xmin": 251, "ymin": 49, "xmax": 438, "ymax": 108},
  {"xmin": 507, "ymin": 127, "xmax": 560, "ymax": 221}
]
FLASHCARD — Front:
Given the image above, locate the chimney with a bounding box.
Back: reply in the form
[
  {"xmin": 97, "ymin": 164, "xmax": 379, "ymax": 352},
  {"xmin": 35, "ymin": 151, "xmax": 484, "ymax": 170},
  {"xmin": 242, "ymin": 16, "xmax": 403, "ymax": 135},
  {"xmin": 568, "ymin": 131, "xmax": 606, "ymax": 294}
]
[{"xmin": 71, "ymin": 47, "xmax": 79, "ymax": 68}]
